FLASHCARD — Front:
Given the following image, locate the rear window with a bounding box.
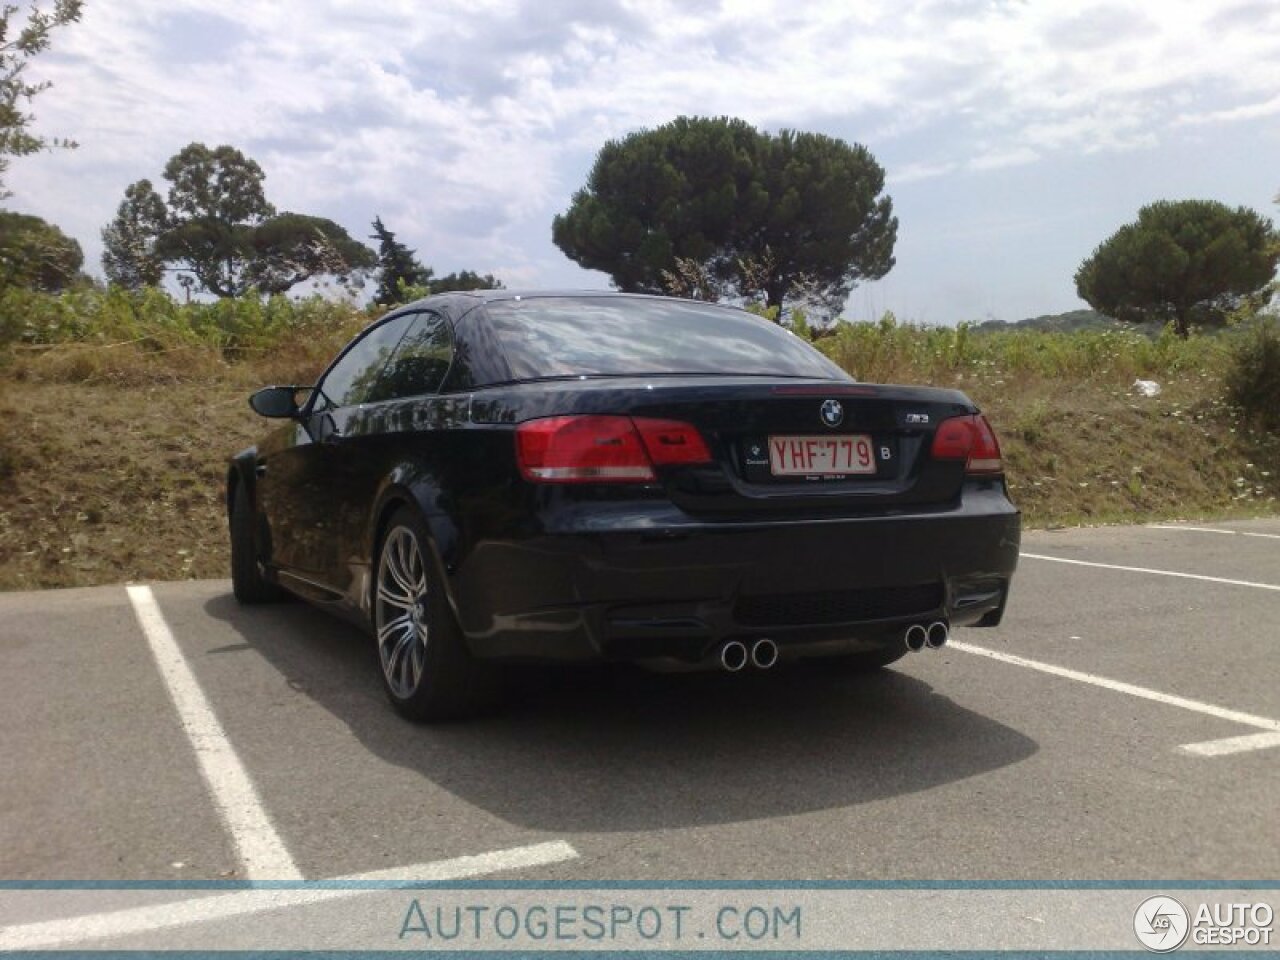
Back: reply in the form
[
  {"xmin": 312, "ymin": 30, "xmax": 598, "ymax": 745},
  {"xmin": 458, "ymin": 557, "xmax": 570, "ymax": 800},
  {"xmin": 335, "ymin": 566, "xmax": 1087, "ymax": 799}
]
[{"xmin": 480, "ymin": 296, "xmax": 847, "ymax": 381}]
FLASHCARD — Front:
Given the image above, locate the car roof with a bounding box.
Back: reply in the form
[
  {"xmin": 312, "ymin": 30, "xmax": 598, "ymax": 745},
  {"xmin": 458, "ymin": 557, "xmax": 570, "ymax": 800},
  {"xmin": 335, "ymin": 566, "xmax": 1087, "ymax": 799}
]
[{"xmin": 401, "ymin": 289, "xmax": 747, "ymax": 314}]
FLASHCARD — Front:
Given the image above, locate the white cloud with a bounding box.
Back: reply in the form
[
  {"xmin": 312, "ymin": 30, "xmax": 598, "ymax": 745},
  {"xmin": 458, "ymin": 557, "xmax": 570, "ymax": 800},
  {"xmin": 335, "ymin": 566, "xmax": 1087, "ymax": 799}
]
[
  {"xmin": 4, "ymin": 0, "xmax": 1278, "ymax": 320},
  {"xmin": 968, "ymin": 146, "xmax": 1041, "ymax": 172},
  {"xmin": 1175, "ymin": 93, "xmax": 1280, "ymax": 127},
  {"xmin": 889, "ymin": 160, "xmax": 959, "ymax": 185}
]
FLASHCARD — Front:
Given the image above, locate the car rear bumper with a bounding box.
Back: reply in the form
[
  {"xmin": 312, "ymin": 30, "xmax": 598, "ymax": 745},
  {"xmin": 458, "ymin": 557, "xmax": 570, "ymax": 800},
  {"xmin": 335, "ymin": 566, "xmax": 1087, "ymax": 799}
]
[{"xmin": 452, "ymin": 482, "xmax": 1019, "ymax": 666}]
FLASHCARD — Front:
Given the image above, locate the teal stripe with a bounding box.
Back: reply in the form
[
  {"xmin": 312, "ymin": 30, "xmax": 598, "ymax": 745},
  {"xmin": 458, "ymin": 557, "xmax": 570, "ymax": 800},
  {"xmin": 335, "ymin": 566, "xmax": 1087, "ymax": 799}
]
[
  {"xmin": 2, "ymin": 879, "xmax": 1277, "ymax": 890},
  {"xmin": 0, "ymin": 952, "xmax": 1246, "ymax": 959}
]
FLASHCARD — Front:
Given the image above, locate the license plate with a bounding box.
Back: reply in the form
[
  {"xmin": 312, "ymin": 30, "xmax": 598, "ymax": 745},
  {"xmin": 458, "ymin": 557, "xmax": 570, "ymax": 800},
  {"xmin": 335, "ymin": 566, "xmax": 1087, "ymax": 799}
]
[{"xmin": 768, "ymin": 435, "xmax": 876, "ymax": 476}]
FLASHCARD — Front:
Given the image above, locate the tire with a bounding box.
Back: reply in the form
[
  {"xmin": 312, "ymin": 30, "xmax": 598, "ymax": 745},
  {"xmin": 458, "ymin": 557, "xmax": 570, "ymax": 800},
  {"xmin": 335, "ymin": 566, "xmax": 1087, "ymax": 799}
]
[
  {"xmin": 229, "ymin": 479, "xmax": 283, "ymax": 604},
  {"xmin": 373, "ymin": 506, "xmax": 499, "ymax": 721}
]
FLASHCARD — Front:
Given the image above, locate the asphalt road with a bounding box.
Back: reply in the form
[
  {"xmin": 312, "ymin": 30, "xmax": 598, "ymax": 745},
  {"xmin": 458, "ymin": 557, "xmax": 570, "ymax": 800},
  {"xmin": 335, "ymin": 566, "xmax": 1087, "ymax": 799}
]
[{"xmin": 2, "ymin": 518, "xmax": 1278, "ymax": 887}]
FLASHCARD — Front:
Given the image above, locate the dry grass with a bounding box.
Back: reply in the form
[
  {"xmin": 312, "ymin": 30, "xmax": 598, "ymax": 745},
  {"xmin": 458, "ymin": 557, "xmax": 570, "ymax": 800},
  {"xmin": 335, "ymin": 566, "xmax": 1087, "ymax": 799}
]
[
  {"xmin": 816, "ymin": 317, "xmax": 1279, "ymax": 526},
  {"xmin": 935, "ymin": 373, "xmax": 1277, "ymax": 527},
  {"xmin": 0, "ymin": 377, "xmax": 259, "ymax": 590},
  {"xmin": 0, "ymin": 331, "xmax": 354, "ymax": 590},
  {"xmin": 0, "ymin": 322, "xmax": 1277, "ymax": 591}
]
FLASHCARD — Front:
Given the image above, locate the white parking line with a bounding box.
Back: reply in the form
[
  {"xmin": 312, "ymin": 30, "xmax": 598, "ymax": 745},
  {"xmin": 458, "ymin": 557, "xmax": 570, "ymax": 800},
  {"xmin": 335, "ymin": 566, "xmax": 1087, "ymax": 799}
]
[
  {"xmin": 1020, "ymin": 553, "xmax": 1280, "ymax": 592},
  {"xmin": 126, "ymin": 584, "xmax": 301, "ymax": 881},
  {"xmin": 1149, "ymin": 524, "xmax": 1280, "ymax": 541},
  {"xmin": 1179, "ymin": 731, "xmax": 1280, "ymax": 757},
  {"xmin": 949, "ymin": 641, "xmax": 1280, "ymax": 757},
  {"xmin": 0, "ymin": 840, "xmax": 580, "ymax": 951}
]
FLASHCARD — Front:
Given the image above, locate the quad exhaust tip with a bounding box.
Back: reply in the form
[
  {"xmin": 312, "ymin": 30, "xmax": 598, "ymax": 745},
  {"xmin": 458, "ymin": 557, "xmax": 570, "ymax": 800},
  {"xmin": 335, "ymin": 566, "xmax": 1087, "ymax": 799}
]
[
  {"xmin": 926, "ymin": 620, "xmax": 949, "ymax": 650},
  {"xmin": 718, "ymin": 639, "xmax": 778, "ymax": 671},
  {"xmin": 904, "ymin": 624, "xmax": 927, "ymax": 653},
  {"xmin": 904, "ymin": 621, "xmax": 949, "ymax": 653},
  {"xmin": 726, "ymin": 628, "xmax": 940, "ymax": 670},
  {"xmin": 719, "ymin": 640, "xmax": 749, "ymax": 672},
  {"xmin": 751, "ymin": 638, "xmax": 779, "ymax": 670}
]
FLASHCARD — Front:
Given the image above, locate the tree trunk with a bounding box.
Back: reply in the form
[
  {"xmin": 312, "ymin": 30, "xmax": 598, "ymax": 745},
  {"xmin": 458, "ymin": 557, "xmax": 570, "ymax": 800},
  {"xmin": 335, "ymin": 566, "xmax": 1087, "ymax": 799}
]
[
  {"xmin": 1173, "ymin": 309, "xmax": 1190, "ymax": 339},
  {"xmin": 765, "ymin": 283, "xmax": 786, "ymax": 322}
]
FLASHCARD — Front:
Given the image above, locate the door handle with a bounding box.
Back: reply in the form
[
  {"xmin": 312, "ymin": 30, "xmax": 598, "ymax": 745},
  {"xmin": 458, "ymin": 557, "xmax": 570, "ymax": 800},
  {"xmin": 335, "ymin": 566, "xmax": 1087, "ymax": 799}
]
[{"xmin": 255, "ymin": 463, "xmax": 267, "ymax": 477}]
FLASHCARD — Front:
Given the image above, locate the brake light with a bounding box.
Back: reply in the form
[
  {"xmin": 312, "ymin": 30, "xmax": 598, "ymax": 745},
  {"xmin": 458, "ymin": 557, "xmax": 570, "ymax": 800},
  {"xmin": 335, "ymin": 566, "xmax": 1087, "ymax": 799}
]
[
  {"xmin": 515, "ymin": 415, "xmax": 711, "ymax": 483},
  {"xmin": 633, "ymin": 418, "xmax": 712, "ymax": 466},
  {"xmin": 930, "ymin": 414, "xmax": 1003, "ymax": 475}
]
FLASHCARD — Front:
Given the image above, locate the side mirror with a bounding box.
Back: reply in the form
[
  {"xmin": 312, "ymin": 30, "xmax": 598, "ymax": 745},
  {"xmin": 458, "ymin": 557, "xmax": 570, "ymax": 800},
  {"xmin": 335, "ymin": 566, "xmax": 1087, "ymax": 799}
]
[{"xmin": 248, "ymin": 386, "xmax": 304, "ymax": 419}]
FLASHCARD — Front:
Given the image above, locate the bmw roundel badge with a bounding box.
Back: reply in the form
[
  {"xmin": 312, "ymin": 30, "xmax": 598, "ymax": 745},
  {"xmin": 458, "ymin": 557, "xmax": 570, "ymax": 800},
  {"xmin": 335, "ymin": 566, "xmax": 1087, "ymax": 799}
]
[{"xmin": 819, "ymin": 399, "xmax": 844, "ymax": 428}]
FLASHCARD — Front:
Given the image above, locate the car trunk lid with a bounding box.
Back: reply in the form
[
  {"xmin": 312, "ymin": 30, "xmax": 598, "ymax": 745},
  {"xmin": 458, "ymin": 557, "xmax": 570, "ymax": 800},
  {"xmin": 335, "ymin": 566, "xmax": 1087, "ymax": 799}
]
[{"xmin": 473, "ymin": 376, "xmax": 980, "ymax": 518}]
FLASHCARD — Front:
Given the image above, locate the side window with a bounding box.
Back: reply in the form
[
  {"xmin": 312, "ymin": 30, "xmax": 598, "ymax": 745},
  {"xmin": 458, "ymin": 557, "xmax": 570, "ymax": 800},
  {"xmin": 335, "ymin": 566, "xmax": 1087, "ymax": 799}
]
[
  {"xmin": 372, "ymin": 311, "xmax": 453, "ymax": 401},
  {"xmin": 315, "ymin": 313, "xmax": 414, "ymax": 409}
]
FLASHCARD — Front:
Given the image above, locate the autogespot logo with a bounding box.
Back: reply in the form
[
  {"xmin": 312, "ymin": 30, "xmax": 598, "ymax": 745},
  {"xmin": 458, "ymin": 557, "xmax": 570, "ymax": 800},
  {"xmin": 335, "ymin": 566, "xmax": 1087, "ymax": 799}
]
[{"xmin": 1134, "ymin": 896, "xmax": 1191, "ymax": 952}]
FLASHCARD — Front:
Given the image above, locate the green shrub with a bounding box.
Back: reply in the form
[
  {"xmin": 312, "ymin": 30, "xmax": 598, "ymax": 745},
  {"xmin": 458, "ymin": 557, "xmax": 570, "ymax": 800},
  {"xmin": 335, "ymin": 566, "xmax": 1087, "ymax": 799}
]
[
  {"xmin": 0, "ymin": 286, "xmax": 377, "ymax": 384},
  {"xmin": 0, "ymin": 287, "xmax": 1242, "ymax": 392},
  {"xmin": 1224, "ymin": 319, "xmax": 1280, "ymax": 432},
  {"xmin": 1, "ymin": 286, "xmax": 370, "ymax": 351},
  {"xmin": 815, "ymin": 312, "xmax": 1226, "ymax": 385}
]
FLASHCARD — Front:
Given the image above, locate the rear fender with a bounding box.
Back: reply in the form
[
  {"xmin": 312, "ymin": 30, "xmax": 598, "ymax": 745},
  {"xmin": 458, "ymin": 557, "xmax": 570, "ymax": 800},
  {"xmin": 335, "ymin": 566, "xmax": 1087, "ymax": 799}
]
[{"xmin": 364, "ymin": 471, "xmax": 462, "ymax": 619}]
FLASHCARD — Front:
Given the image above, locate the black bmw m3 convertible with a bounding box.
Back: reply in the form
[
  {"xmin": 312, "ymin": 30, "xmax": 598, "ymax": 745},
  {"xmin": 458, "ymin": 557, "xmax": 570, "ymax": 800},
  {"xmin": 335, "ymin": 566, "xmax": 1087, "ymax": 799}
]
[{"xmin": 228, "ymin": 291, "xmax": 1019, "ymax": 720}]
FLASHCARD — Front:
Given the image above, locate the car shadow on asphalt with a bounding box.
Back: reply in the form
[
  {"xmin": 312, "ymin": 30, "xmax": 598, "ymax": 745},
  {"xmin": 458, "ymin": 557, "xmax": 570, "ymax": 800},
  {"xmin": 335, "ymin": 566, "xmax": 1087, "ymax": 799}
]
[{"xmin": 205, "ymin": 593, "xmax": 1038, "ymax": 834}]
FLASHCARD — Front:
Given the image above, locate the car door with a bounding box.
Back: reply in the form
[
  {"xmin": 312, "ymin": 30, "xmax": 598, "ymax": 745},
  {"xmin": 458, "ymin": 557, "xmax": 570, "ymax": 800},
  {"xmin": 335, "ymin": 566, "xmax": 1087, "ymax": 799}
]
[
  {"xmin": 263, "ymin": 312, "xmax": 415, "ymax": 586},
  {"xmin": 325, "ymin": 310, "xmax": 456, "ymax": 601}
]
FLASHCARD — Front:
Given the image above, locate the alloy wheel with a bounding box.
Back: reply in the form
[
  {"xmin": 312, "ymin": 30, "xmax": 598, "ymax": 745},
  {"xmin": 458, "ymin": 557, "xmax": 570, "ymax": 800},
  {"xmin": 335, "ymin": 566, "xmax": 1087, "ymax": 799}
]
[{"xmin": 375, "ymin": 526, "xmax": 430, "ymax": 698}]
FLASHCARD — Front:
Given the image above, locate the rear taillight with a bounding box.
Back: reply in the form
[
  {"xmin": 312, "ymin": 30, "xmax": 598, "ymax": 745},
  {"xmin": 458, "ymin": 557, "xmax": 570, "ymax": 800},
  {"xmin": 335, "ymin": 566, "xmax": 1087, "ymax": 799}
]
[
  {"xmin": 930, "ymin": 413, "xmax": 1003, "ymax": 475},
  {"xmin": 633, "ymin": 418, "xmax": 712, "ymax": 466},
  {"xmin": 516, "ymin": 415, "xmax": 711, "ymax": 483}
]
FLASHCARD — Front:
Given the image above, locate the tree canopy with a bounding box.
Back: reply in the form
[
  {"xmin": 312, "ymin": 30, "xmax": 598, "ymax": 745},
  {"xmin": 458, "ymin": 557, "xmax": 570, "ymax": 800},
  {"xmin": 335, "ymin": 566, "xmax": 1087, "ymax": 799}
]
[
  {"xmin": 430, "ymin": 269, "xmax": 502, "ymax": 294},
  {"xmin": 101, "ymin": 178, "xmax": 166, "ymax": 288},
  {"xmin": 552, "ymin": 116, "xmax": 896, "ymax": 316},
  {"xmin": 0, "ymin": 208, "xmax": 84, "ymax": 292},
  {"xmin": 0, "ymin": 0, "xmax": 82, "ymax": 196},
  {"xmin": 1075, "ymin": 199, "xmax": 1279, "ymax": 337},
  {"xmin": 370, "ymin": 216, "xmax": 432, "ymax": 304},
  {"xmin": 243, "ymin": 212, "xmax": 375, "ymax": 296},
  {"xmin": 369, "ymin": 216, "xmax": 502, "ymax": 304},
  {"xmin": 101, "ymin": 143, "xmax": 375, "ymax": 296}
]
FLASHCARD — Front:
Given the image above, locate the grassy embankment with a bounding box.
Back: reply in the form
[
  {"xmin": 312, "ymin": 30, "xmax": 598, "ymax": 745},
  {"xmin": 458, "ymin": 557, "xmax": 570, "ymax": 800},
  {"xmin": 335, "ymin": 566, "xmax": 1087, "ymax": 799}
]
[{"xmin": 0, "ymin": 288, "xmax": 1276, "ymax": 591}]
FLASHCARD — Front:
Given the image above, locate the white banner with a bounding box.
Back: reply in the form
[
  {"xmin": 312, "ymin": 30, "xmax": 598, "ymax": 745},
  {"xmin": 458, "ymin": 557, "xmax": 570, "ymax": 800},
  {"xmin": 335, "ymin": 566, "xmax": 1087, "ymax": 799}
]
[{"xmin": 0, "ymin": 885, "xmax": 1275, "ymax": 952}]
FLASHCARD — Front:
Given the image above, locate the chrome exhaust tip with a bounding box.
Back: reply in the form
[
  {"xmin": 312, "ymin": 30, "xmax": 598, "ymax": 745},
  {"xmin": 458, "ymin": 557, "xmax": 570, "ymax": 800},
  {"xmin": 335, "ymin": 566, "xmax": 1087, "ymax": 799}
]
[
  {"xmin": 750, "ymin": 638, "xmax": 779, "ymax": 670},
  {"xmin": 719, "ymin": 640, "xmax": 749, "ymax": 672},
  {"xmin": 926, "ymin": 621, "xmax": 949, "ymax": 650},
  {"xmin": 904, "ymin": 624, "xmax": 927, "ymax": 653}
]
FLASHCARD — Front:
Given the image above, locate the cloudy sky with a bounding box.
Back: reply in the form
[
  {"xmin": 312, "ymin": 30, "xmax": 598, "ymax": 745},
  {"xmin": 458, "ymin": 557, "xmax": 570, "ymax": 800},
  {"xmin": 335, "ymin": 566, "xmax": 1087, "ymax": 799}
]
[{"xmin": 8, "ymin": 0, "xmax": 1280, "ymax": 324}]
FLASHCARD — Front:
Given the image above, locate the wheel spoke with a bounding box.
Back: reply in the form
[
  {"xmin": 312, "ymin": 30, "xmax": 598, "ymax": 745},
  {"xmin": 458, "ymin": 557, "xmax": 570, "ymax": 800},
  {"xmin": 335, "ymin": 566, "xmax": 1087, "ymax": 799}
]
[
  {"xmin": 409, "ymin": 641, "xmax": 424, "ymax": 689},
  {"xmin": 377, "ymin": 612, "xmax": 412, "ymax": 646},
  {"xmin": 377, "ymin": 582, "xmax": 414, "ymax": 611},
  {"xmin": 395, "ymin": 630, "xmax": 417, "ymax": 692},
  {"xmin": 409, "ymin": 544, "xmax": 425, "ymax": 593},
  {"xmin": 385, "ymin": 625, "xmax": 416, "ymax": 690},
  {"xmin": 386, "ymin": 536, "xmax": 417, "ymax": 597},
  {"xmin": 381, "ymin": 624, "xmax": 413, "ymax": 669},
  {"xmin": 395, "ymin": 534, "xmax": 415, "ymax": 592}
]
